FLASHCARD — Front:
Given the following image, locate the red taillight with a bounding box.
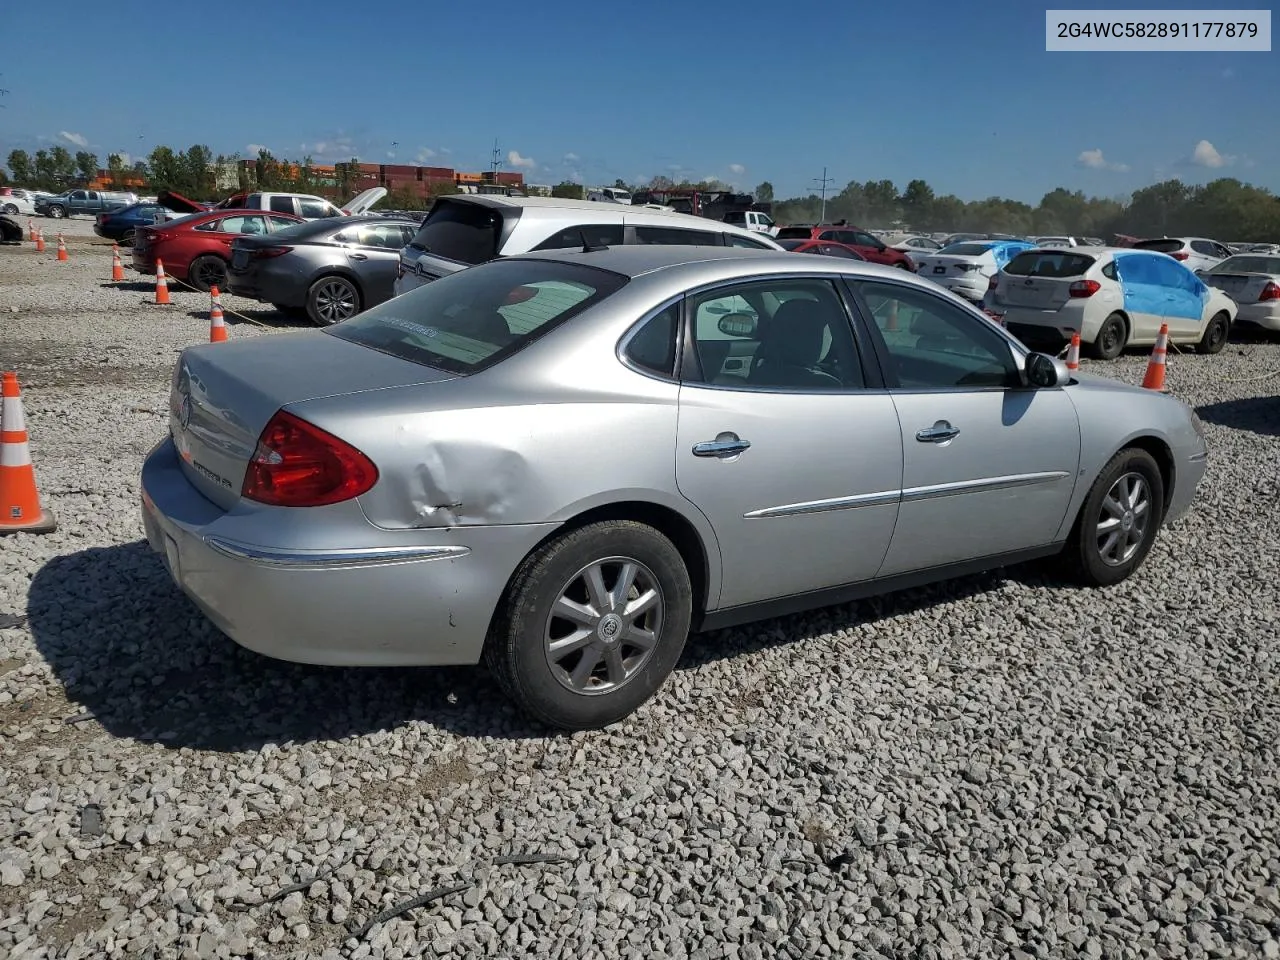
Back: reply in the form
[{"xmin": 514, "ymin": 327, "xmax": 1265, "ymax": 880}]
[
  {"xmin": 250, "ymin": 246, "xmax": 293, "ymax": 259},
  {"xmin": 1260, "ymin": 281, "xmax": 1280, "ymax": 302},
  {"xmin": 1069, "ymin": 279, "xmax": 1101, "ymax": 298},
  {"xmin": 1171, "ymin": 251, "xmax": 1190, "ymax": 261},
  {"xmin": 241, "ymin": 410, "xmax": 378, "ymax": 507}
]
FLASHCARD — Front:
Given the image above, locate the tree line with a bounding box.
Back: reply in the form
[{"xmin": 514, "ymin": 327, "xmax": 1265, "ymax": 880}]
[{"xmin": 6, "ymin": 145, "xmax": 1279, "ymax": 240}]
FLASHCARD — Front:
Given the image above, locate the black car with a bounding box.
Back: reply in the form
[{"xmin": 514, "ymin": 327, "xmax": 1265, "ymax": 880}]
[
  {"xmin": 94, "ymin": 203, "xmax": 177, "ymax": 246},
  {"xmin": 225, "ymin": 215, "xmax": 418, "ymax": 326}
]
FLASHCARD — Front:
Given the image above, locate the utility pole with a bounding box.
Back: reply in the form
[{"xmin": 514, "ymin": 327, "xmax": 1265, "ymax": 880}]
[
  {"xmin": 490, "ymin": 139, "xmax": 503, "ymax": 175},
  {"xmin": 812, "ymin": 166, "xmax": 833, "ymax": 223}
]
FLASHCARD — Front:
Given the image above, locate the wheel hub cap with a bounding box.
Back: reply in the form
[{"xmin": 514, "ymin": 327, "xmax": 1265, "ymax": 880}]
[{"xmin": 597, "ymin": 614, "xmax": 623, "ymax": 645}]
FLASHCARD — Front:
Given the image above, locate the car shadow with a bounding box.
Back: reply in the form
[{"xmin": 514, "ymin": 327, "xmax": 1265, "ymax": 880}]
[
  {"xmin": 1196, "ymin": 397, "xmax": 1280, "ymax": 438},
  {"xmin": 183, "ymin": 308, "xmax": 300, "ymax": 329},
  {"xmin": 100, "ymin": 281, "xmax": 158, "ymax": 293}
]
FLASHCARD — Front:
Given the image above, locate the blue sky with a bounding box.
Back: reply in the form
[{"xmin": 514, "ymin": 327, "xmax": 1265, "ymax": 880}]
[{"xmin": 1, "ymin": 0, "xmax": 1275, "ymax": 202}]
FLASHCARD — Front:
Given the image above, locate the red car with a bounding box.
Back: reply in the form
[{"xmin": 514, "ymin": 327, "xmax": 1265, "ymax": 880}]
[
  {"xmin": 775, "ymin": 221, "xmax": 915, "ymax": 269},
  {"xmin": 778, "ymin": 238, "xmax": 867, "ymax": 260},
  {"xmin": 131, "ymin": 208, "xmax": 303, "ymax": 292}
]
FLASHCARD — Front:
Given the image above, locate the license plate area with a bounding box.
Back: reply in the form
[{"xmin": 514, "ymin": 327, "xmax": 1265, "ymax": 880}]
[{"xmin": 933, "ymin": 265, "xmax": 945, "ymax": 274}]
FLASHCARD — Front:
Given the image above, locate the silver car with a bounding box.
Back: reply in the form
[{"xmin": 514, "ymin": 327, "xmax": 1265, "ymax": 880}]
[{"xmin": 140, "ymin": 246, "xmax": 1209, "ymax": 729}]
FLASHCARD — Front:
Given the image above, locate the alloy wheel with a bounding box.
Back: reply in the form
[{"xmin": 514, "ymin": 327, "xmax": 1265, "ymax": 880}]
[
  {"xmin": 543, "ymin": 557, "xmax": 665, "ymax": 695},
  {"xmin": 313, "ymin": 279, "xmax": 358, "ymax": 324},
  {"xmin": 1096, "ymin": 471, "xmax": 1151, "ymax": 566}
]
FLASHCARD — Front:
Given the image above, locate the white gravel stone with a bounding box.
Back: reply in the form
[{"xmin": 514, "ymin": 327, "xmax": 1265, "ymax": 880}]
[{"xmin": 1, "ymin": 217, "xmax": 1278, "ymax": 958}]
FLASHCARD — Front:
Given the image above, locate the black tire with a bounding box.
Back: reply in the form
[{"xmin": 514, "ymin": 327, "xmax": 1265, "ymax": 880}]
[
  {"xmin": 1195, "ymin": 311, "xmax": 1230, "ymax": 355},
  {"xmin": 483, "ymin": 520, "xmax": 693, "ymax": 730},
  {"xmin": 187, "ymin": 255, "xmax": 228, "ymax": 293},
  {"xmin": 47, "ymin": 205, "xmax": 66, "ymax": 219},
  {"xmin": 120, "ymin": 228, "xmax": 136, "ymax": 247},
  {"xmin": 306, "ymin": 275, "xmax": 361, "ymax": 326},
  {"xmin": 1088, "ymin": 312, "xmax": 1127, "ymax": 361},
  {"xmin": 0, "ymin": 216, "xmax": 21, "ymax": 243},
  {"xmin": 1, "ymin": 203, "xmax": 17, "ymax": 215},
  {"xmin": 1060, "ymin": 447, "xmax": 1165, "ymax": 587}
]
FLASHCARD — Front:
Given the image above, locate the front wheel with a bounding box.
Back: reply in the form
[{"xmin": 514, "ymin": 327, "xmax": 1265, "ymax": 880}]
[
  {"xmin": 484, "ymin": 520, "xmax": 693, "ymax": 730},
  {"xmin": 1, "ymin": 204, "xmax": 17, "ymax": 215},
  {"xmin": 1061, "ymin": 447, "xmax": 1165, "ymax": 587},
  {"xmin": 1088, "ymin": 312, "xmax": 1127, "ymax": 361},
  {"xmin": 47, "ymin": 205, "xmax": 66, "ymax": 219},
  {"xmin": 1196, "ymin": 311, "xmax": 1230, "ymax": 355}
]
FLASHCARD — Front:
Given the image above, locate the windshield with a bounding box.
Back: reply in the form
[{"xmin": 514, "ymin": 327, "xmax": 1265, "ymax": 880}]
[
  {"xmin": 1210, "ymin": 255, "xmax": 1280, "ymax": 275},
  {"xmin": 326, "ymin": 258, "xmax": 628, "ymax": 374}
]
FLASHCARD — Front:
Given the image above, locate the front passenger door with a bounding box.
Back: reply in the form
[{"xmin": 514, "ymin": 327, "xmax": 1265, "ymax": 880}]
[{"xmin": 851, "ymin": 280, "xmax": 1081, "ymax": 576}]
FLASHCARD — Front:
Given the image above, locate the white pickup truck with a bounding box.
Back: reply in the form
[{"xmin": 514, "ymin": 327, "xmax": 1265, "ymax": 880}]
[{"xmin": 722, "ymin": 209, "xmax": 779, "ymax": 237}]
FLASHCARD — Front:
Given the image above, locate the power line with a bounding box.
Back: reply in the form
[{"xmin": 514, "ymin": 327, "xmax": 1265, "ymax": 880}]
[{"xmin": 812, "ymin": 166, "xmax": 834, "ymax": 223}]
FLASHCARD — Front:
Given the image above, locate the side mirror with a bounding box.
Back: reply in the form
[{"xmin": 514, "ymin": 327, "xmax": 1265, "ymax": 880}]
[
  {"xmin": 718, "ymin": 312, "xmax": 758, "ymax": 337},
  {"xmin": 1024, "ymin": 351, "xmax": 1069, "ymax": 388}
]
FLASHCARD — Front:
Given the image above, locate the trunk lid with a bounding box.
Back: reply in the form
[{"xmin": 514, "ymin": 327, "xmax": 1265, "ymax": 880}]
[
  {"xmin": 158, "ymin": 189, "xmax": 209, "ymax": 214},
  {"xmin": 1202, "ymin": 271, "xmax": 1278, "ymax": 304},
  {"xmin": 997, "ymin": 250, "xmax": 1098, "ymax": 310},
  {"xmin": 169, "ymin": 331, "xmax": 457, "ymax": 510},
  {"xmin": 914, "ymin": 252, "xmax": 993, "ymax": 279}
]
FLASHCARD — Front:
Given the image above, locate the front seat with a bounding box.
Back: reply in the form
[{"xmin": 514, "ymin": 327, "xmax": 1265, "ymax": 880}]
[{"xmin": 749, "ymin": 298, "xmax": 843, "ymax": 389}]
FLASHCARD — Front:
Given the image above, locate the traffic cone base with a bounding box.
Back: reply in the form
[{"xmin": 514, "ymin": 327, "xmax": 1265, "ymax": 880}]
[
  {"xmin": 1142, "ymin": 323, "xmax": 1169, "ymax": 391},
  {"xmin": 0, "ymin": 372, "xmax": 56, "ymax": 536}
]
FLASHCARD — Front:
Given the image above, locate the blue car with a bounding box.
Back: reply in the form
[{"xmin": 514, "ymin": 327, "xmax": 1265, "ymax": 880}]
[{"xmin": 94, "ymin": 202, "xmax": 176, "ymax": 246}]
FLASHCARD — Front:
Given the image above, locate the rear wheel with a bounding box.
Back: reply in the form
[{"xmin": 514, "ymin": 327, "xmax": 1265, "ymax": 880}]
[
  {"xmin": 1196, "ymin": 311, "xmax": 1229, "ymax": 355},
  {"xmin": 1060, "ymin": 447, "xmax": 1165, "ymax": 587},
  {"xmin": 188, "ymin": 255, "xmax": 228, "ymax": 293},
  {"xmin": 120, "ymin": 228, "xmax": 136, "ymax": 247},
  {"xmin": 1089, "ymin": 312, "xmax": 1127, "ymax": 360},
  {"xmin": 306, "ymin": 275, "xmax": 361, "ymax": 326},
  {"xmin": 484, "ymin": 520, "xmax": 693, "ymax": 730}
]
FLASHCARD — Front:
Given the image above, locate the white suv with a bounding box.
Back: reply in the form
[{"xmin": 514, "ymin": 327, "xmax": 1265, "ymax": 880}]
[
  {"xmin": 394, "ymin": 196, "xmax": 784, "ymax": 296},
  {"xmin": 1131, "ymin": 236, "xmax": 1232, "ymax": 273}
]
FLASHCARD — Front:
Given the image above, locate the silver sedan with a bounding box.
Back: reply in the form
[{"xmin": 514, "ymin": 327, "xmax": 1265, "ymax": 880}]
[{"xmin": 140, "ymin": 245, "xmax": 1209, "ymax": 729}]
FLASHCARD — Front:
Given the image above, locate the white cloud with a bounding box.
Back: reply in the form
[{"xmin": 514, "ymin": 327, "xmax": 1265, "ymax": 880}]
[
  {"xmin": 415, "ymin": 147, "xmax": 436, "ymax": 162},
  {"xmin": 59, "ymin": 131, "xmax": 88, "ymax": 148},
  {"xmin": 1076, "ymin": 148, "xmax": 1129, "ymax": 172},
  {"xmin": 386, "ymin": 151, "xmax": 396, "ymax": 159},
  {"xmin": 1191, "ymin": 139, "xmax": 1234, "ymax": 168},
  {"xmin": 563, "ymin": 152, "xmax": 580, "ymax": 162},
  {"xmin": 728, "ymin": 163, "xmax": 745, "ymax": 175},
  {"xmin": 507, "ymin": 150, "xmax": 536, "ymax": 169},
  {"xmin": 567, "ymin": 169, "xmax": 583, "ymax": 184},
  {"xmin": 246, "ymin": 143, "xmax": 269, "ymax": 155}
]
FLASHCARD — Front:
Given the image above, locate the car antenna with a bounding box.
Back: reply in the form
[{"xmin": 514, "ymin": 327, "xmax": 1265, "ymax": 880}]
[{"xmin": 580, "ymin": 229, "xmax": 609, "ymax": 253}]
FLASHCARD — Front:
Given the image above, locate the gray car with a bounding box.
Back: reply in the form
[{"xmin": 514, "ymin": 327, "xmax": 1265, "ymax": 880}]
[
  {"xmin": 226, "ymin": 215, "xmax": 419, "ymax": 326},
  {"xmin": 140, "ymin": 245, "xmax": 1209, "ymax": 730}
]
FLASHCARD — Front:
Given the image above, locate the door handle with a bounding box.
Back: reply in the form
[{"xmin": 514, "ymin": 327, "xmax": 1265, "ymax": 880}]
[
  {"xmin": 693, "ymin": 433, "xmax": 751, "ymax": 458},
  {"xmin": 350, "ymin": 253, "xmax": 368, "ymax": 261},
  {"xmin": 916, "ymin": 420, "xmax": 959, "ymax": 443}
]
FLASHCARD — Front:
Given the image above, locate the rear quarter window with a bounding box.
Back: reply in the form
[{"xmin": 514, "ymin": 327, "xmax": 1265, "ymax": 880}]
[{"xmin": 1004, "ymin": 251, "xmax": 1096, "ymax": 278}]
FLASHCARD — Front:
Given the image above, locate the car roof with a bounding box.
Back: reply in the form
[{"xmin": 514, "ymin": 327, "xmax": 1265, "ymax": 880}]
[{"xmin": 509, "ymin": 243, "xmax": 922, "ymax": 283}]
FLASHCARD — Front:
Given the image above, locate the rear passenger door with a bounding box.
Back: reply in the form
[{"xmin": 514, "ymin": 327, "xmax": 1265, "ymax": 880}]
[{"xmin": 1111, "ymin": 253, "xmax": 1170, "ymax": 342}]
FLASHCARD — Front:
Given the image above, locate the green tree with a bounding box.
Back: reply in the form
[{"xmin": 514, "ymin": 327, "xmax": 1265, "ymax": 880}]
[
  {"xmin": 551, "ymin": 180, "xmax": 584, "ymax": 199},
  {"xmin": 7, "ymin": 149, "xmax": 32, "ymax": 184},
  {"xmin": 106, "ymin": 153, "xmax": 126, "ymax": 189},
  {"xmin": 754, "ymin": 180, "xmax": 774, "ymax": 203},
  {"xmin": 74, "ymin": 151, "xmax": 99, "ymax": 184},
  {"xmin": 33, "ymin": 150, "xmax": 56, "ymax": 189},
  {"xmin": 147, "ymin": 146, "xmax": 183, "ymax": 191},
  {"xmin": 183, "ymin": 144, "xmax": 214, "ymax": 197},
  {"xmin": 50, "ymin": 146, "xmax": 75, "ymax": 184},
  {"xmin": 899, "ymin": 179, "xmax": 935, "ymax": 229}
]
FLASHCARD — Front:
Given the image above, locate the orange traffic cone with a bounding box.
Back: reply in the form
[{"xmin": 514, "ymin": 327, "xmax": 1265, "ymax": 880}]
[
  {"xmin": 1142, "ymin": 323, "xmax": 1169, "ymax": 391},
  {"xmin": 35, "ymin": 230, "xmax": 45, "ymax": 253},
  {"xmin": 154, "ymin": 260, "xmax": 171, "ymax": 305},
  {"xmin": 56, "ymin": 233, "xmax": 68, "ymax": 262},
  {"xmin": 208, "ymin": 286, "xmax": 227, "ymax": 342},
  {"xmin": 111, "ymin": 245, "xmax": 124, "ymax": 281},
  {"xmin": 0, "ymin": 372, "xmax": 57, "ymax": 536},
  {"xmin": 1065, "ymin": 332, "xmax": 1080, "ymax": 375},
  {"xmin": 27, "ymin": 219, "xmax": 34, "ymax": 242}
]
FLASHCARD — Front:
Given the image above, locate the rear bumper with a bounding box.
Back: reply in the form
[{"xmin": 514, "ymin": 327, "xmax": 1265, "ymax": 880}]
[
  {"xmin": 140, "ymin": 435, "xmax": 555, "ymax": 667},
  {"xmin": 1233, "ymin": 302, "xmax": 1280, "ymax": 332},
  {"xmin": 930, "ymin": 275, "xmax": 988, "ymax": 301},
  {"xmin": 226, "ymin": 263, "xmax": 308, "ymax": 307}
]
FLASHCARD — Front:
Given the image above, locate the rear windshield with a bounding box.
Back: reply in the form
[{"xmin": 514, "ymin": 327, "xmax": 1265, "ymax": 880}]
[
  {"xmin": 1211, "ymin": 255, "xmax": 1280, "ymax": 275},
  {"xmin": 776, "ymin": 227, "xmax": 812, "ymax": 240},
  {"xmin": 408, "ymin": 199, "xmax": 503, "ymax": 265},
  {"xmin": 778, "ymin": 239, "xmax": 807, "ymax": 250},
  {"xmin": 1004, "ymin": 251, "xmax": 1096, "ymax": 278},
  {"xmin": 938, "ymin": 243, "xmax": 993, "ymax": 256},
  {"xmin": 723, "ymin": 211, "xmax": 746, "ymax": 224},
  {"xmin": 326, "ymin": 258, "xmax": 628, "ymax": 375},
  {"xmin": 1133, "ymin": 238, "xmax": 1184, "ymax": 254}
]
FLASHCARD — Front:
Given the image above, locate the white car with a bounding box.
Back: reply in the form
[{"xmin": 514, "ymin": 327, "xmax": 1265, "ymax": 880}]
[
  {"xmin": 990, "ymin": 246, "xmax": 1236, "ymax": 360},
  {"xmin": 0, "ymin": 190, "xmax": 38, "ymax": 216},
  {"xmin": 892, "ymin": 235, "xmax": 943, "ymax": 255},
  {"xmin": 1199, "ymin": 252, "xmax": 1280, "ymax": 333},
  {"xmin": 1034, "ymin": 236, "xmax": 1078, "ymax": 248},
  {"xmin": 394, "ymin": 196, "xmax": 784, "ymax": 296},
  {"xmin": 911, "ymin": 240, "xmax": 1035, "ymax": 304},
  {"xmin": 1130, "ymin": 236, "xmax": 1232, "ymax": 273}
]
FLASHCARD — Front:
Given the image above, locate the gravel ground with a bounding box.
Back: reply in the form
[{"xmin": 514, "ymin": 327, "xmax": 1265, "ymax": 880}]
[{"xmin": 1, "ymin": 222, "xmax": 1278, "ymax": 959}]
